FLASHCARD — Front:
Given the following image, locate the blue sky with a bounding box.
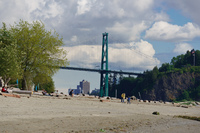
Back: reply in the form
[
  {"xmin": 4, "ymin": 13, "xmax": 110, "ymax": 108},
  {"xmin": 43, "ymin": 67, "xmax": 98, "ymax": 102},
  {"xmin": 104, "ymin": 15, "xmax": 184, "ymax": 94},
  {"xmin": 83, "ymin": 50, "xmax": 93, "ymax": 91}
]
[{"xmin": 1, "ymin": 0, "xmax": 200, "ymax": 93}]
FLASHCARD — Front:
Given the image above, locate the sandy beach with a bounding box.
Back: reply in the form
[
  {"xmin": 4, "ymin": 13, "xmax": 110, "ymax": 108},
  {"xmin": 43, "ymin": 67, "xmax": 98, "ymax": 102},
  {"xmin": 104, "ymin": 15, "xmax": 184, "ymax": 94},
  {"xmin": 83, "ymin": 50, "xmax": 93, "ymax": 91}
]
[{"xmin": 0, "ymin": 94, "xmax": 200, "ymax": 133}]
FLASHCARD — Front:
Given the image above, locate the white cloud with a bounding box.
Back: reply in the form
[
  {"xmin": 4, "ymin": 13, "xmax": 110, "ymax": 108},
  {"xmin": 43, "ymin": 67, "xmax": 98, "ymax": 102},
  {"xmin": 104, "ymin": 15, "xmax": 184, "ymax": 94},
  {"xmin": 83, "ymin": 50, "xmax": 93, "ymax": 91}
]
[
  {"xmin": 62, "ymin": 40, "xmax": 160, "ymax": 71},
  {"xmin": 31, "ymin": 0, "xmax": 64, "ymax": 19},
  {"xmin": 0, "ymin": 0, "xmax": 170, "ymax": 45},
  {"xmin": 134, "ymin": 0, "xmax": 154, "ymax": 12},
  {"xmin": 0, "ymin": 0, "xmax": 64, "ymax": 27},
  {"xmin": 76, "ymin": 0, "xmax": 94, "ymax": 15},
  {"xmin": 62, "ymin": 45, "xmax": 101, "ymax": 68},
  {"xmin": 173, "ymin": 43, "xmax": 193, "ymax": 54},
  {"xmin": 145, "ymin": 21, "xmax": 200, "ymax": 42},
  {"xmin": 106, "ymin": 21, "xmax": 148, "ymax": 41}
]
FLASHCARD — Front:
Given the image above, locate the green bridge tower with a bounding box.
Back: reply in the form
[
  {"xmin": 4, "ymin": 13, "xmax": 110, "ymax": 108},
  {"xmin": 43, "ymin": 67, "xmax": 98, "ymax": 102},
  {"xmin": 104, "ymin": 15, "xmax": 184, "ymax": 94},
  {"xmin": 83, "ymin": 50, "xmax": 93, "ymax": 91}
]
[{"xmin": 100, "ymin": 32, "xmax": 109, "ymax": 97}]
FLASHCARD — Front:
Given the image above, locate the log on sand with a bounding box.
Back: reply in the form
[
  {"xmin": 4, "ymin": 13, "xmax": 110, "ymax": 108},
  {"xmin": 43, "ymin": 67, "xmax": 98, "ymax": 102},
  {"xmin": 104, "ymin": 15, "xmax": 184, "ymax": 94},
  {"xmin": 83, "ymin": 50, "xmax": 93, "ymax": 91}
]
[
  {"xmin": 12, "ymin": 90, "xmax": 33, "ymax": 95},
  {"xmin": 0, "ymin": 93, "xmax": 21, "ymax": 98}
]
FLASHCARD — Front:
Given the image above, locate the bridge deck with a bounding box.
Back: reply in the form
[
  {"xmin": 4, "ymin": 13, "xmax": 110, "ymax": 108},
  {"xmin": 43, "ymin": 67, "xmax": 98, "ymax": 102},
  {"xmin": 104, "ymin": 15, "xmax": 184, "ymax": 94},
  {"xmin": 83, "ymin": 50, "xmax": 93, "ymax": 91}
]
[{"xmin": 60, "ymin": 66, "xmax": 142, "ymax": 76}]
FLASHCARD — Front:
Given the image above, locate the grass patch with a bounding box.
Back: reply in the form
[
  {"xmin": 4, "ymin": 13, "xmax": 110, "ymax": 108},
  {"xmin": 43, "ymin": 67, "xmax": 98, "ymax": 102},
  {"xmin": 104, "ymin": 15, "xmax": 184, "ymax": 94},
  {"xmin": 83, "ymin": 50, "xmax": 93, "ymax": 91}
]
[{"xmin": 176, "ymin": 115, "xmax": 200, "ymax": 122}]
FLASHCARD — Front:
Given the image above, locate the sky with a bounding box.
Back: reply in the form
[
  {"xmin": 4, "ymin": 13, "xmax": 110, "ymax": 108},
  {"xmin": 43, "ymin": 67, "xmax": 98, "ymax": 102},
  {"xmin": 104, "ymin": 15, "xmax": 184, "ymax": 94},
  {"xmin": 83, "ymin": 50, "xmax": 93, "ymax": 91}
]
[{"xmin": 1, "ymin": 0, "xmax": 200, "ymax": 93}]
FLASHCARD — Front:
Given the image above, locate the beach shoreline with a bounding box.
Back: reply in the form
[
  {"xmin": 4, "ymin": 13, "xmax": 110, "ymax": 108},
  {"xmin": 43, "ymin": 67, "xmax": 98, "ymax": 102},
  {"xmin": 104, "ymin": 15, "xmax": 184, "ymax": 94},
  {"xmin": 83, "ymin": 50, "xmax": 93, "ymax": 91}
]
[{"xmin": 0, "ymin": 94, "xmax": 200, "ymax": 133}]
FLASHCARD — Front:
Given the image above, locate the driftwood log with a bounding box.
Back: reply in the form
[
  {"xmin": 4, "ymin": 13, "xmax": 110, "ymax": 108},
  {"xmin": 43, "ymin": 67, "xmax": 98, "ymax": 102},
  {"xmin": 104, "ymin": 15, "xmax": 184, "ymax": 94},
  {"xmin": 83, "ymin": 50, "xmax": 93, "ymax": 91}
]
[{"xmin": 1, "ymin": 93, "xmax": 21, "ymax": 98}]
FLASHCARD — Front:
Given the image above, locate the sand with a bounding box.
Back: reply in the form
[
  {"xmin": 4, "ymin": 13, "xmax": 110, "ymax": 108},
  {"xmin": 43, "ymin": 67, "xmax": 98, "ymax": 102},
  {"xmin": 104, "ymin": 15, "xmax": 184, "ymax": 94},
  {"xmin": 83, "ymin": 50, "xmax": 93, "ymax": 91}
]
[{"xmin": 0, "ymin": 94, "xmax": 200, "ymax": 133}]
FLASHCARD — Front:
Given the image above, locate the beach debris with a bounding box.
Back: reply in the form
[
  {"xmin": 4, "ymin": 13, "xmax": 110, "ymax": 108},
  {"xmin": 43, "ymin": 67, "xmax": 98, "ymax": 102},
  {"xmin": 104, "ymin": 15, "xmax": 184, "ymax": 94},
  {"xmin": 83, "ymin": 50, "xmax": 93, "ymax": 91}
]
[
  {"xmin": 131, "ymin": 96, "xmax": 137, "ymax": 100},
  {"xmin": 139, "ymin": 100, "xmax": 143, "ymax": 102},
  {"xmin": 181, "ymin": 105, "xmax": 188, "ymax": 108},
  {"xmin": 100, "ymin": 99, "xmax": 110, "ymax": 102},
  {"xmin": 172, "ymin": 102, "xmax": 180, "ymax": 107},
  {"xmin": 100, "ymin": 129, "xmax": 105, "ymax": 132},
  {"xmin": 63, "ymin": 97, "xmax": 71, "ymax": 100},
  {"xmin": 12, "ymin": 90, "xmax": 33, "ymax": 95},
  {"xmin": 152, "ymin": 111, "xmax": 160, "ymax": 115},
  {"xmin": 1, "ymin": 93, "xmax": 21, "ymax": 98},
  {"xmin": 176, "ymin": 115, "xmax": 200, "ymax": 122}
]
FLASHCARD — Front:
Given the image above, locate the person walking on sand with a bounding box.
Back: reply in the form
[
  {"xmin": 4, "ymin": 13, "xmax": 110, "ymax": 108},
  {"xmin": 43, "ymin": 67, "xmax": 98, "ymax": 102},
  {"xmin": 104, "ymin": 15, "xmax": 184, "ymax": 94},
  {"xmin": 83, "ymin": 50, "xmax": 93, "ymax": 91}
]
[
  {"xmin": 121, "ymin": 93, "xmax": 125, "ymax": 103},
  {"xmin": 127, "ymin": 96, "xmax": 131, "ymax": 104}
]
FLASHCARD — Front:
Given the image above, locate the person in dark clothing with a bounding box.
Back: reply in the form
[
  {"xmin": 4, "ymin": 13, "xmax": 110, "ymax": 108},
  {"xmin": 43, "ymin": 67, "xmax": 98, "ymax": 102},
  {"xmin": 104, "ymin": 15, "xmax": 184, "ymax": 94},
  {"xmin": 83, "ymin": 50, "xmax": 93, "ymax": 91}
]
[
  {"xmin": 127, "ymin": 96, "xmax": 131, "ymax": 104},
  {"xmin": 69, "ymin": 90, "xmax": 74, "ymax": 97}
]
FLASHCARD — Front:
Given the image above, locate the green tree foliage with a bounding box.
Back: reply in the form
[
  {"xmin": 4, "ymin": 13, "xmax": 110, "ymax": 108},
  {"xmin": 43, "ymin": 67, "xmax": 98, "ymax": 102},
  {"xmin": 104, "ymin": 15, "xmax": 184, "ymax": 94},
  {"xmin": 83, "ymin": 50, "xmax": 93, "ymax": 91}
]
[
  {"xmin": 10, "ymin": 20, "xmax": 68, "ymax": 90},
  {"xmin": 38, "ymin": 76, "xmax": 55, "ymax": 93},
  {"xmin": 159, "ymin": 63, "xmax": 174, "ymax": 72},
  {"xmin": 116, "ymin": 77, "xmax": 137, "ymax": 98},
  {"xmin": 0, "ymin": 23, "xmax": 21, "ymax": 86},
  {"xmin": 181, "ymin": 90, "xmax": 190, "ymax": 101},
  {"xmin": 195, "ymin": 50, "xmax": 200, "ymax": 66},
  {"xmin": 170, "ymin": 50, "xmax": 198, "ymax": 68}
]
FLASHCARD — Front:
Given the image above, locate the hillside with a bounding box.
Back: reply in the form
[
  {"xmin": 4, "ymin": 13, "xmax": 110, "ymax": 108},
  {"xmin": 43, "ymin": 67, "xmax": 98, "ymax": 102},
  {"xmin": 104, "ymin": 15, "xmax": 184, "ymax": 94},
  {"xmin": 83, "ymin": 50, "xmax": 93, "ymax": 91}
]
[
  {"xmin": 113, "ymin": 50, "xmax": 200, "ymax": 101},
  {"xmin": 143, "ymin": 72, "xmax": 200, "ymax": 101}
]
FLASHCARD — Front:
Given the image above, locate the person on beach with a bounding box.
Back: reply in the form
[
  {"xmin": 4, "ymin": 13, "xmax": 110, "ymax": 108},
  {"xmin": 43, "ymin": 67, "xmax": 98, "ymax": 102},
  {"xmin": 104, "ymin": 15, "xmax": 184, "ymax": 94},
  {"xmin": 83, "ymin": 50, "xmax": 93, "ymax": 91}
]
[
  {"xmin": 1, "ymin": 86, "xmax": 8, "ymax": 93},
  {"xmin": 69, "ymin": 90, "xmax": 74, "ymax": 97},
  {"xmin": 42, "ymin": 89, "xmax": 52, "ymax": 96},
  {"xmin": 42, "ymin": 89, "xmax": 47, "ymax": 95},
  {"xmin": 127, "ymin": 96, "xmax": 131, "ymax": 104},
  {"xmin": 121, "ymin": 93, "xmax": 125, "ymax": 103}
]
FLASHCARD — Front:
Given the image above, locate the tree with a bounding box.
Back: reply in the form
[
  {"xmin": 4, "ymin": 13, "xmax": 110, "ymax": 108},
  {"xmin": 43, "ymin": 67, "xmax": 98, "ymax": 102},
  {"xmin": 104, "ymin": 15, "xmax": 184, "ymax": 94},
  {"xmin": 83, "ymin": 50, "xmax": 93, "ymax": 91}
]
[
  {"xmin": 181, "ymin": 90, "xmax": 190, "ymax": 101},
  {"xmin": 159, "ymin": 63, "xmax": 174, "ymax": 72},
  {"xmin": 10, "ymin": 20, "xmax": 68, "ymax": 90},
  {"xmin": 38, "ymin": 76, "xmax": 55, "ymax": 93},
  {"xmin": 195, "ymin": 50, "xmax": 200, "ymax": 66},
  {"xmin": 0, "ymin": 23, "xmax": 21, "ymax": 86},
  {"xmin": 152, "ymin": 66, "xmax": 159, "ymax": 81}
]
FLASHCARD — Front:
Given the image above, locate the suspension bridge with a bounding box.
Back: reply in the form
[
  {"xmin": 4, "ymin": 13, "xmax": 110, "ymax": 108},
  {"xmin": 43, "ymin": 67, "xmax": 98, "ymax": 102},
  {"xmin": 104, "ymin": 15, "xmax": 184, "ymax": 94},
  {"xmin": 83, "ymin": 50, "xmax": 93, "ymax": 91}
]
[{"xmin": 60, "ymin": 32, "xmax": 143, "ymax": 97}]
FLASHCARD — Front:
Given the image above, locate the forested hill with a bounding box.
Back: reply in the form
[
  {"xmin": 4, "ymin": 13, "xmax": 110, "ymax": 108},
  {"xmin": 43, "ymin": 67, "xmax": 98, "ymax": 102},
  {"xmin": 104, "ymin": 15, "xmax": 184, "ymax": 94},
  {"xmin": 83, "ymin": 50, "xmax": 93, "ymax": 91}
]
[
  {"xmin": 143, "ymin": 71, "xmax": 200, "ymax": 101},
  {"xmin": 112, "ymin": 50, "xmax": 200, "ymax": 101}
]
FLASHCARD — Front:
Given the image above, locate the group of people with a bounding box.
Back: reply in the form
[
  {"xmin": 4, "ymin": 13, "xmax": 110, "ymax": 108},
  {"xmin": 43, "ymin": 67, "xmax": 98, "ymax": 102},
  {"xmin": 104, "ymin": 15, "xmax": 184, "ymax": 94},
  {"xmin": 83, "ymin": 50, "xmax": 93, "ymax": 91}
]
[{"xmin": 121, "ymin": 93, "xmax": 131, "ymax": 104}]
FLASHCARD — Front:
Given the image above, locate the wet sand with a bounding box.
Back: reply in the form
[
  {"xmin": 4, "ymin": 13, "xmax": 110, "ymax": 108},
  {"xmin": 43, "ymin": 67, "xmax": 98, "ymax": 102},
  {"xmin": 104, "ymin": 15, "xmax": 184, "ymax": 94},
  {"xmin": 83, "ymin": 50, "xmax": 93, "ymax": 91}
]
[{"xmin": 0, "ymin": 94, "xmax": 200, "ymax": 133}]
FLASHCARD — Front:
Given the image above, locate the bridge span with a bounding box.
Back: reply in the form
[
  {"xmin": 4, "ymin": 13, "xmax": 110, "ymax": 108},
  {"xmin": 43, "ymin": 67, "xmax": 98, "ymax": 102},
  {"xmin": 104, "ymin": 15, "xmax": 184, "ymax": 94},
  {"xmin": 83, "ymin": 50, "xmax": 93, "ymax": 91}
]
[{"xmin": 60, "ymin": 66, "xmax": 143, "ymax": 76}]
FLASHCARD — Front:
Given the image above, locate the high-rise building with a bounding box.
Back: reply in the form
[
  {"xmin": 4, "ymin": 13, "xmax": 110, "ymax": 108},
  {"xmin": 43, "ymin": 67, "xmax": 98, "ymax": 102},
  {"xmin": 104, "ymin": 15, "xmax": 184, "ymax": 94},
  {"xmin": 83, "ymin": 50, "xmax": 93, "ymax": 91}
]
[{"xmin": 80, "ymin": 80, "xmax": 90, "ymax": 94}]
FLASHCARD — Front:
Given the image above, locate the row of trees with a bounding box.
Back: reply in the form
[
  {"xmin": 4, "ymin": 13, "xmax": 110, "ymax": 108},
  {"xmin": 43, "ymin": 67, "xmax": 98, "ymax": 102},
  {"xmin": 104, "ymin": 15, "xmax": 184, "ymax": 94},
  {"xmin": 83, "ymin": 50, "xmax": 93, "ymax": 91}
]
[
  {"xmin": 0, "ymin": 20, "xmax": 68, "ymax": 92},
  {"xmin": 110, "ymin": 50, "xmax": 200, "ymax": 101}
]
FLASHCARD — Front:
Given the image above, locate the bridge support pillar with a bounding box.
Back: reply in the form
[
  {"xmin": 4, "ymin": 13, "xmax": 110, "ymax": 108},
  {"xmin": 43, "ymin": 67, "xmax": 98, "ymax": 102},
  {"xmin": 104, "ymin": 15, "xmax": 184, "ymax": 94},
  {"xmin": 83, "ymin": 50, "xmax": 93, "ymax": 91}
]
[{"xmin": 100, "ymin": 32, "xmax": 109, "ymax": 97}]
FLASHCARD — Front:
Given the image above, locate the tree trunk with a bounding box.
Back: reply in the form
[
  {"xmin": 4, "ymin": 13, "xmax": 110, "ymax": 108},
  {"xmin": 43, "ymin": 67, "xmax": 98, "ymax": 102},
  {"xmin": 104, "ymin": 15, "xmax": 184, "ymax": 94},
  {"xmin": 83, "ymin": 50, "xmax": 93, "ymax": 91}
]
[
  {"xmin": 2, "ymin": 76, "xmax": 11, "ymax": 87},
  {"xmin": 22, "ymin": 77, "xmax": 27, "ymax": 90}
]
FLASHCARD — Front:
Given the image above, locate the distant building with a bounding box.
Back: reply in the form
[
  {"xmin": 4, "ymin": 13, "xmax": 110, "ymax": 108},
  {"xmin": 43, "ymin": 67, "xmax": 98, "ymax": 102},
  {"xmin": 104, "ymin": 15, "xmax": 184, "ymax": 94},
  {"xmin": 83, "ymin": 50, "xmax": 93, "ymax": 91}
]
[
  {"xmin": 91, "ymin": 88, "xmax": 100, "ymax": 96},
  {"xmin": 76, "ymin": 85, "xmax": 81, "ymax": 94},
  {"xmin": 80, "ymin": 80, "xmax": 90, "ymax": 94},
  {"xmin": 67, "ymin": 80, "xmax": 90, "ymax": 95}
]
